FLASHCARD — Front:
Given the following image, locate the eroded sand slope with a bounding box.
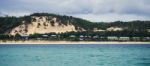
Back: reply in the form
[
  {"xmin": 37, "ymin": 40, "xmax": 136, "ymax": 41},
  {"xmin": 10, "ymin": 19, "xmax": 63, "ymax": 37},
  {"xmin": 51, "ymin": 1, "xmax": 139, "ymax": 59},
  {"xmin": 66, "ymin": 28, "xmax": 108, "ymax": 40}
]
[{"xmin": 9, "ymin": 16, "xmax": 77, "ymax": 35}]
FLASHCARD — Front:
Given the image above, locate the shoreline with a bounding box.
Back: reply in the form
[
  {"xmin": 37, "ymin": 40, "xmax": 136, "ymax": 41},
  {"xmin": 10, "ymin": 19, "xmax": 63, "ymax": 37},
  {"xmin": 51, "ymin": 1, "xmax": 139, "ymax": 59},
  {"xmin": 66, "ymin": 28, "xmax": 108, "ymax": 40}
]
[{"xmin": 0, "ymin": 40, "xmax": 150, "ymax": 44}]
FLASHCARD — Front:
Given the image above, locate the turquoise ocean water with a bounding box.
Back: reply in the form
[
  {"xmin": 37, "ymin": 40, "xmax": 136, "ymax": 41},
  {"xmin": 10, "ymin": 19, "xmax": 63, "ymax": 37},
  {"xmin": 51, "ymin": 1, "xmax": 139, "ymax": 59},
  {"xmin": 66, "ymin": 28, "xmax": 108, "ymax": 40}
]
[{"xmin": 0, "ymin": 44, "xmax": 150, "ymax": 66}]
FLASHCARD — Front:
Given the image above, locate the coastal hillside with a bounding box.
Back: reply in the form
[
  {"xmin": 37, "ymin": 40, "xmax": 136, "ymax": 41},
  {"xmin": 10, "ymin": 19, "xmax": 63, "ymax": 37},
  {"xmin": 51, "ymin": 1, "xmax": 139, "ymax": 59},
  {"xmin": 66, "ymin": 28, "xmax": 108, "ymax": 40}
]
[
  {"xmin": 0, "ymin": 13, "xmax": 88, "ymax": 35},
  {"xmin": 9, "ymin": 16, "xmax": 77, "ymax": 35},
  {"xmin": 0, "ymin": 13, "xmax": 150, "ymax": 36}
]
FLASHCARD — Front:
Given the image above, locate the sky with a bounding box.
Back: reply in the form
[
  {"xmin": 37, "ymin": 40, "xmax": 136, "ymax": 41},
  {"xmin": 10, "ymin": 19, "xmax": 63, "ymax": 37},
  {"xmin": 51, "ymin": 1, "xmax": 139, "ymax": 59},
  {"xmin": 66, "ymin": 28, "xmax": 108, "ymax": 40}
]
[{"xmin": 0, "ymin": 0, "xmax": 150, "ymax": 22}]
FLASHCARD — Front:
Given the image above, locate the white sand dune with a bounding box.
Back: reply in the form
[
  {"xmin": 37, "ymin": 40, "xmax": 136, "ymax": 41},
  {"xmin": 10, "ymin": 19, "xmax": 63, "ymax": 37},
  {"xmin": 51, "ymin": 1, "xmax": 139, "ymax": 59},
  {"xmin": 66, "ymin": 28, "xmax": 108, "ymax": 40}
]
[{"xmin": 9, "ymin": 16, "xmax": 77, "ymax": 35}]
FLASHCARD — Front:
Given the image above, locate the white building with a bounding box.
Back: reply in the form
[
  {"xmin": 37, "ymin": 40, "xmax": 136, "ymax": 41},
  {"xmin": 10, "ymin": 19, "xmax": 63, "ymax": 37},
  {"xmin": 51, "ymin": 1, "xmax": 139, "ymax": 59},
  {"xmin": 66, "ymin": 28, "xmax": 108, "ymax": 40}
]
[
  {"xmin": 132, "ymin": 37, "xmax": 140, "ymax": 41},
  {"xmin": 107, "ymin": 36, "xmax": 118, "ymax": 41},
  {"xmin": 119, "ymin": 37, "xmax": 130, "ymax": 41},
  {"xmin": 69, "ymin": 35, "xmax": 76, "ymax": 38}
]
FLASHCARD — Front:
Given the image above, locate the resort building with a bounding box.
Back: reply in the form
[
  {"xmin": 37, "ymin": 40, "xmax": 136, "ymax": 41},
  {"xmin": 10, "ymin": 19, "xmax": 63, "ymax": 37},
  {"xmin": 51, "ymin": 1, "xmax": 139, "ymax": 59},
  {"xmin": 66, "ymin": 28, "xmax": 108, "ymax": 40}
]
[
  {"xmin": 107, "ymin": 36, "xmax": 118, "ymax": 41},
  {"xmin": 132, "ymin": 37, "xmax": 141, "ymax": 41},
  {"xmin": 119, "ymin": 37, "xmax": 130, "ymax": 41}
]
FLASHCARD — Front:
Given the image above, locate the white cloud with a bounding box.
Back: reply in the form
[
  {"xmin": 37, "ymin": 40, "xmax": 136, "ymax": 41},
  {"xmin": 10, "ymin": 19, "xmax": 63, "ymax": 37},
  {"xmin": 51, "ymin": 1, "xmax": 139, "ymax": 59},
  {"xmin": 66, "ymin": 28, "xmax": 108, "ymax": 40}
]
[
  {"xmin": 0, "ymin": 0, "xmax": 150, "ymax": 22},
  {"xmin": 72, "ymin": 13, "xmax": 150, "ymax": 22}
]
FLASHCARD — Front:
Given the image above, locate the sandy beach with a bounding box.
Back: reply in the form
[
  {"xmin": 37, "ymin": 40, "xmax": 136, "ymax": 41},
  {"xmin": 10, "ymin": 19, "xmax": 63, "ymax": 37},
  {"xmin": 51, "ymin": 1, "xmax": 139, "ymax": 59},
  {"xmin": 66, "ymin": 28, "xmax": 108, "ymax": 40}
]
[{"xmin": 0, "ymin": 40, "xmax": 150, "ymax": 44}]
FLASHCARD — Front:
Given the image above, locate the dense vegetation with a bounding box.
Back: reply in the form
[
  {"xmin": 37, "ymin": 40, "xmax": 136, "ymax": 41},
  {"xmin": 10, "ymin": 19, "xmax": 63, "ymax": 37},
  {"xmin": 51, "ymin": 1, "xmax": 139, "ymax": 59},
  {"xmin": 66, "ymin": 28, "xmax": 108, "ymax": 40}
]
[
  {"xmin": 0, "ymin": 16, "xmax": 31, "ymax": 34},
  {"xmin": 0, "ymin": 31, "xmax": 150, "ymax": 41}
]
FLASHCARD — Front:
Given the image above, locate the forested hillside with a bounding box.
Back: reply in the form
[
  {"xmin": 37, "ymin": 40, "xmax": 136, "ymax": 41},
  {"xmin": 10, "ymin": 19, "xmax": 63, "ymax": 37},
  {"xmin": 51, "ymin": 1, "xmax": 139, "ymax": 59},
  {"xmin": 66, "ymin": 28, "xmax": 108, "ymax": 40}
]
[{"xmin": 0, "ymin": 13, "xmax": 150, "ymax": 34}]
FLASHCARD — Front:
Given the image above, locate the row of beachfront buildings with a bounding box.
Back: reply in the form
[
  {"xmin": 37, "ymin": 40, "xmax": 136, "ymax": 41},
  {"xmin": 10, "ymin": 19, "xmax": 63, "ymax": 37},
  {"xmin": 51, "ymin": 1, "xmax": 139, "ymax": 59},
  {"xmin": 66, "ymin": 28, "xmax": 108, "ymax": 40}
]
[
  {"xmin": 69, "ymin": 35, "xmax": 150, "ymax": 41},
  {"xmin": 21, "ymin": 34, "xmax": 150, "ymax": 41}
]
